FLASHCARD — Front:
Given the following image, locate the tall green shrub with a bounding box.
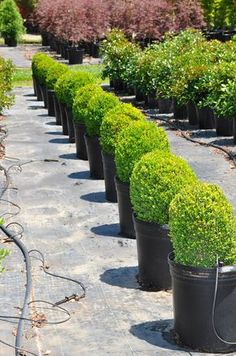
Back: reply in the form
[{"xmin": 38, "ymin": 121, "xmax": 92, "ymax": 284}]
[
  {"xmin": 0, "ymin": 56, "xmax": 15, "ymax": 113},
  {"xmin": 0, "ymin": 0, "xmax": 25, "ymax": 42}
]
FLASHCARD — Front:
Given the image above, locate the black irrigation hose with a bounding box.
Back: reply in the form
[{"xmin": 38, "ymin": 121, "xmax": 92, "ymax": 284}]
[
  {"xmin": 148, "ymin": 114, "xmax": 236, "ymax": 167},
  {"xmin": 0, "ymin": 225, "xmax": 32, "ymax": 356}
]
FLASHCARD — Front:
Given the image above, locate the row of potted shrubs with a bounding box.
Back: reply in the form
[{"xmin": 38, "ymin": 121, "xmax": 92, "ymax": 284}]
[
  {"xmin": 101, "ymin": 28, "xmax": 236, "ymax": 141},
  {"xmin": 32, "ymin": 52, "xmax": 236, "ymax": 354}
]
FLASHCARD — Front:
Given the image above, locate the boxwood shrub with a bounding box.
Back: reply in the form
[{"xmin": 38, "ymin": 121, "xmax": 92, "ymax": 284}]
[
  {"xmin": 169, "ymin": 182, "xmax": 236, "ymax": 268},
  {"xmin": 100, "ymin": 103, "xmax": 145, "ymax": 155},
  {"xmin": 115, "ymin": 121, "xmax": 170, "ymax": 183},
  {"xmin": 0, "ymin": 56, "xmax": 15, "ymax": 113},
  {"xmin": 34, "ymin": 55, "xmax": 55, "ymax": 86},
  {"xmin": 55, "ymin": 70, "xmax": 97, "ymax": 107},
  {"xmin": 130, "ymin": 151, "xmax": 198, "ymax": 225},
  {"xmin": 72, "ymin": 84, "xmax": 103, "ymax": 124},
  {"xmin": 85, "ymin": 91, "xmax": 120, "ymax": 137},
  {"xmin": 45, "ymin": 62, "xmax": 69, "ymax": 90}
]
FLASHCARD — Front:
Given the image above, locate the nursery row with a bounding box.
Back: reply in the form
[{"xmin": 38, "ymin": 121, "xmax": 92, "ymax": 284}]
[
  {"xmin": 31, "ymin": 0, "xmax": 205, "ymax": 46},
  {"xmin": 32, "ymin": 52, "xmax": 236, "ymax": 354},
  {"xmin": 101, "ymin": 28, "xmax": 236, "ymax": 142}
]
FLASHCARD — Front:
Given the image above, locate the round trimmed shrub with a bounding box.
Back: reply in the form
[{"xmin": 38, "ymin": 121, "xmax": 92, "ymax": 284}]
[
  {"xmin": 72, "ymin": 84, "xmax": 103, "ymax": 124},
  {"xmin": 130, "ymin": 151, "xmax": 198, "ymax": 225},
  {"xmin": 45, "ymin": 62, "xmax": 69, "ymax": 90},
  {"xmin": 0, "ymin": 0, "xmax": 25, "ymax": 43},
  {"xmin": 32, "ymin": 53, "xmax": 50, "ymax": 79},
  {"xmin": 54, "ymin": 70, "xmax": 97, "ymax": 107},
  {"xmin": 115, "ymin": 121, "xmax": 170, "ymax": 183},
  {"xmin": 35, "ymin": 56, "xmax": 55, "ymax": 86},
  {"xmin": 169, "ymin": 182, "xmax": 236, "ymax": 268},
  {"xmin": 85, "ymin": 91, "xmax": 120, "ymax": 137},
  {"xmin": 100, "ymin": 103, "xmax": 145, "ymax": 155}
]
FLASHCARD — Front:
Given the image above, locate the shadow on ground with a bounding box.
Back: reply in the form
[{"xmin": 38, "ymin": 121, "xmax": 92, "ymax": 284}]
[
  {"xmin": 91, "ymin": 223, "xmax": 120, "ymax": 237},
  {"xmin": 130, "ymin": 319, "xmax": 187, "ymax": 351},
  {"xmin": 45, "ymin": 131, "xmax": 63, "ymax": 136},
  {"xmin": 68, "ymin": 171, "xmax": 90, "ymax": 179},
  {"xmin": 28, "ymin": 105, "xmax": 44, "ymax": 110},
  {"xmin": 80, "ymin": 192, "xmax": 107, "ymax": 203},
  {"xmin": 59, "ymin": 153, "xmax": 77, "ymax": 160},
  {"xmin": 49, "ymin": 138, "xmax": 69, "ymax": 144},
  {"xmin": 100, "ymin": 266, "xmax": 139, "ymax": 289}
]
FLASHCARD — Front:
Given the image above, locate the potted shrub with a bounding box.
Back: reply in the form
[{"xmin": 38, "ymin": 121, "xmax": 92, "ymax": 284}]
[
  {"xmin": 84, "ymin": 91, "xmax": 120, "ymax": 179},
  {"xmin": 115, "ymin": 121, "xmax": 170, "ymax": 238},
  {"xmin": 100, "ymin": 103, "xmax": 145, "ymax": 202},
  {"xmin": 130, "ymin": 150, "xmax": 198, "ymax": 290},
  {"xmin": 0, "ymin": 56, "xmax": 15, "ymax": 114},
  {"xmin": 169, "ymin": 182, "xmax": 236, "ymax": 353},
  {"xmin": 34, "ymin": 55, "xmax": 55, "ymax": 108},
  {"xmin": 0, "ymin": 0, "xmax": 25, "ymax": 47},
  {"xmin": 45, "ymin": 62, "xmax": 69, "ymax": 119},
  {"xmin": 55, "ymin": 70, "xmax": 97, "ymax": 142},
  {"xmin": 31, "ymin": 53, "xmax": 50, "ymax": 101},
  {"xmin": 72, "ymin": 84, "xmax": 103, "ymax": 160}
]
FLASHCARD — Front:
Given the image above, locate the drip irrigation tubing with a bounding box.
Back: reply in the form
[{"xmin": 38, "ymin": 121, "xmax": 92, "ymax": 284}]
[{"xmin": 148, "ymin": 114, "xmax": 236, "ymax": 167}]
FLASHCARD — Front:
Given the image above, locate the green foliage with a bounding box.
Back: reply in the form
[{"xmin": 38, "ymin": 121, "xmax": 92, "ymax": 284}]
[
  {"xmin": 72, "ymin": 84, "xmax": 103, "ymax": 124},
  {"xmin": 130, "ymin": 151, "xmax": 198, "ymax": 225},
  {"xmin": 0, "ymin": 56, "xmax": 15, "ymax": 113},
  {"xmin": 0, "ymin": 0, "xmax": 25, "ymax": 41},
  {"xmin": 169, "ymin": 182, "xmax": 236, "ymax": 268},
  {"xmin": 33, "ymin": 55, "xmax": 55, "ymax": 86},
  {"xmin": 115, "ymin": 121, "xmax": 170, "ymax": 183},
  {"xmin": 213, "ymin": 80, "xmax": 236, "ymax": 119},
  {"xmin": 54, "ymin": 70, "xmax": 97, "ymax": 107},
  {"xmin": 45, "ymin": 62, "xmax": 69, "ymax": 90},
  {"xmin": 101, "ymin": 29, "xmax": 141, "ymax": 83},
  {"xmin": 31, "ymin": 53, "xmax": 48, "ymax": 76},
  {"xmin": 85, "ymin": 91, "xmax": 120, "ymax": 137},
  {"xmin": 0, "ymin": 219, "xmax": 10, "ymax": 272},
  {"xmin": 201, "ymin": 0, "xmax": 236, "ymax": 29},
  {"xmin": 100, "ymin": 103, "xmax": 145, "ymax": 155}
]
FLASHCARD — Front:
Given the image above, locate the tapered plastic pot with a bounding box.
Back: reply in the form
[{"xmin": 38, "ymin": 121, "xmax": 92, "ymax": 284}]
[
  {"xmin": 134, "ymin": 215, "xmax": 172, "ymax": 291},
  {"xmin": 169, "ymin": 253, "xmax": 236, "ymax": 353},
  {"xmin": 135, "ymin": 88, "xmax": 145, "ymax": 102},
  {"xmin": 115, "ymin": 177, "xmax": 135, "ymax": 239},
  {"xmin": 68, "ymin": 47, "xmax": 84, "ymax": 65},
  {"xmin": 39, "ymin": 84, "xmax": 48, "ymax": 108},
  {"xmin": 173, "ymin": 100, "xmax": 187, "ymax": 120},
  {"xmin": 47, "ymin": 89, "xmax": 56, "ymax": 117},
  {"xmin": 74, "ymin": 122, "xmax": 88, "ymax": 160},
  {"xmin": 65, "ymin": 107, "xmax": 75, "ymax": 143},
  {"xmin": 147, "ymin": 95, "xmax": 158, "ymax": 109},
  {"xmin": 233, "ymin": 118, "xmax": 236, "ymax": 144},
  {"xmin": 5, "ymin": 37, "xmax": 17, "ymax": 47},
  {"xmin": 196, "ymin": 106, "xmax": 215, "ymax": 129},
  {"xmin": 158, "ymin": 98, "xmax": 173, "ymax": 114},
  {"xmin": 101, "ymin": 152, "xmax": 117, "ymax": 203},
  {"xmin": 84, "ymin": 135, "xmax": 104, "ymax": 179},
  {"xmin": 58, "ymin": 102, "xmax": 68, "ymax": 135},
  {"xmin": 215, "ymin": 116, "xmax": 233, "ymax": 137},
  {"xmin": 187, "ymin": 102, "xmax": 198, "ymax": 126},
  {"xmin": 53, "ymin": 95, "xmax": 61, "ymax": 125},
  {"xmin": 113, "ymin": 79, "xmax": 125, "ymax": 92},
  {"xmin": 32, "ymin": 76, "xmax": 37, "ymax": 97},
  {"xmin": 34, "ymin": 77, "xmax": 43, "ymax": 101}
]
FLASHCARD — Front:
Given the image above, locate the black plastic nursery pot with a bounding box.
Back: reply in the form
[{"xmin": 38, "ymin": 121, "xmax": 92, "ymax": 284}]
[
  {"xmin": 65, "ymin": 107, "xmax": 75, "ymax": 143},
  {"xmin": 187, "ymin": 102, "xmax": 198, "ymax": 126},
  {"xmin": 113, "ymin": 79, "xmax": 126, "ymax": 92},
  {"xmin": 133, "ymin": 215, "xmax": 172, "ymax": 291},
  {"xmin": 74, "ymin": 122, "xmax": 88, "ymax": 160},
  {"xmin": 169, "ymin": 253, "xmax": 236, "ymax": 353},
  {"xmin": 47, "ymin": 89, "xmax": 56, "ymax": 117},
  {"xmin": 147, "ymin": 95, "xmax": 159, "ymax": 109},
  {"xmin": 68, "ymin": 47, "xmax": 84, "ymax": 65},
  {"xmin": 84, "ymin": 135, "xmax": 104, "ymax": 179},
  {"xmin": 5, "ymin": 37, "xmax": 17, "ymax": 47},
  {"xmin": 58, "ymin": 102, "xmax": 68, "ymax": 135},
  {"xmin": 53, "ymin": 95, "xmax": 61, "ymax": 125},
  {"xmin": 115, "ymin": 177, "xmax": 135, "ymax": 239},
  {"xmin": 101, "ymin": 152, "xmax": 117, "ymax": 203},
  {"xmin": 158, "ymin": 98, "xmax": 173, "ymax": 114},
  {"xmin": 173, "ymin": 101, "xmax": 187, "ymax": 121},
  {"xmin": 233, "ymin": 118, "xmax": 236, "ymax": 145},
  {"xmin": 196, "ymin": 106, "xmax": 215, "ymax": 130},
  {"xmin": 215, "ymin": 116, "xmax": 233, "ymax": 137},
  {"xmin": 135, "ymin": 88, "xmax": 146, "ymax": 102},
  {"xmin": 39, "ymin": 84, "xmax": 48, "ymax": 108}
]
